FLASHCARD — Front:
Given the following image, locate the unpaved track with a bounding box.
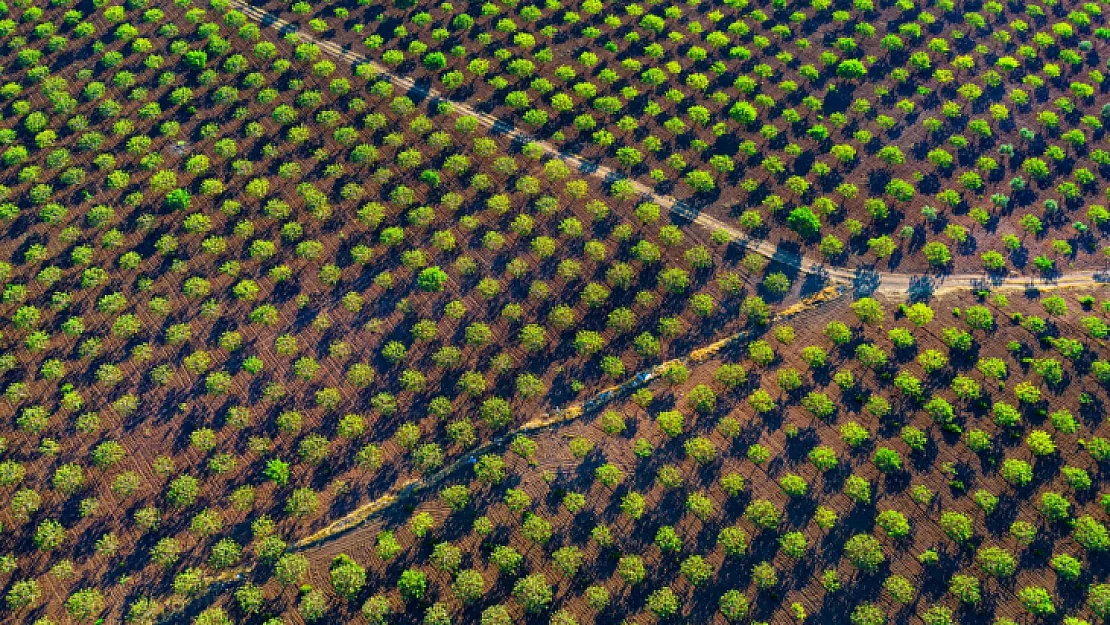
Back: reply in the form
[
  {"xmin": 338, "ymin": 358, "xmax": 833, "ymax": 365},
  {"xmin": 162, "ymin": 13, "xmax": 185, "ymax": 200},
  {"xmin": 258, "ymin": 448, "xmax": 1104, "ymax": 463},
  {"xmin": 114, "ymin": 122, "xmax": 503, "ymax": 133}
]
[
  {"xmin": 227, "ymin": 0, "xmax": 1110, "ymax": 299},
  {"xmin": 287, "ymin": 286, "xmax": 846, "ymax": 554}
]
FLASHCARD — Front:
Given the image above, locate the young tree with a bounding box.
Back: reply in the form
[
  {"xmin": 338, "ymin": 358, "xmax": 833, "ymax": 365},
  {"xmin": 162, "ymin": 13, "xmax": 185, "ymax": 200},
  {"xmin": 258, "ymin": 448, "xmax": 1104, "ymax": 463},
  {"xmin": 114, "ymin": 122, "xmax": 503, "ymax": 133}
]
[
  {"xmin": 876, "ymin": 510, "xmax": 910, "ymax": 538},
  {"xmin": 680, "ymin": 555, "xmax": 714, "ymax": 586},
  {"xmin": 851, "ymin": 603, "xmax": 887, "ymax": 625},
  {"xmin": 647, "ymin": 587, "xmax": 679, "ymax": 618},
  {"xmin": 417, "ymin": 266, "xmax": 449, "ymax": 291},
  {"xmin": 452, "ymin": 570, "xmax": 485, "ymax": 604},
  {"xmin": 330, "ymin": 554, "xmax": 367, "ymax": 600},
  {"xmin": 481, "ymin": 604, "xmax": 513, "ymax": 625},
  {"xmin": 235, "ymin": 583, "xmax": 265, "ymax": 615},
  {"xmin": 851, "ymin": 298, "xmax": 885, "ymax": 325},
  {"xmin": 976, "ymin": 546, "xmax": 1016, "ymax": 578},
  {"xmin": 844, "ymin": 534, "xmax": 885, "ymax": 571},
  {"xmin": 513, "ymin": 574, "xmax": 552, "ymax": 613},
  {"xmin": 787, "ymin": 206, "xmax": 821, "ymax": 239},
  {"xmin": 194, "ymin": 608, "xmax": 234, "ymax": 625},
  {"xmin": 618, "ymin": 555, "xmax": 647, "ymax": 585},
  {"xmin": 718, "ymin": 526, "xmax": 749, "ymax": 557},
  {"xmin": 65, "ymin": 588, "xmax": 106, "ymax": 621},
  {"xmin": 949, "ymin": 574, "xmax": 981, "ymax": 604},
  {"xmin": 1074, "ymin": 516, "xmax": 1110, "ymax": 551},
  {"xmin": 298, "ymin": 586, "xmax": 329, "ymax": 622},
  {"xmin": 5, "ymin": 579, "xmax": 41, "ymax": 611},
  {"xmin": 923, "ymin": 241, "xmax": 952, "ymax": 267},
  {"xmin": 884, "ymin": 575, "xmax": 915, "ymax": 604},
  {"xmin": 940, "ymin": 512, "xmax": 974, "ymax": 544},
  {"xmin": 399, "ymin": 569, "xmax": 428, "ymax": 602},
  {"xmin": 1017, "ymin": 586, "xmax": 1055, "ymax": 617},
  {"xmin": 275, "ymin": 554, "xmax": 310, "ymax": 586},
  {"xmin": 1090, "ymin": 584, "xmax": 1110, "ymax": 619},
  {"xmin": 745, "ymin": 499, "xmax": 782, "ymax": 530}
]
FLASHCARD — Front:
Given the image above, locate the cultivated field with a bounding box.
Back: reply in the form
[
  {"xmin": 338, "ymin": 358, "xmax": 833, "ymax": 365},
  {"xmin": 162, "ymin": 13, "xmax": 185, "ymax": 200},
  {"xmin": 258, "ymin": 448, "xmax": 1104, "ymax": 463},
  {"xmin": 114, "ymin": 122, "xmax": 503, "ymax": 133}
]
[
  {"xmin": 0, "ymin": 1, "xmax": 782, "ymax": 621},
  {"xmin": 272, "ymin": 289, "xmax": 1110, "ymax": 625},
  {"xmin": 1, "ymin": 0, "xmax": 1109, "ymax": 624},
  {"xmin": 247, "ymin": 0, "xmax": 1110, "ymax": 273}
]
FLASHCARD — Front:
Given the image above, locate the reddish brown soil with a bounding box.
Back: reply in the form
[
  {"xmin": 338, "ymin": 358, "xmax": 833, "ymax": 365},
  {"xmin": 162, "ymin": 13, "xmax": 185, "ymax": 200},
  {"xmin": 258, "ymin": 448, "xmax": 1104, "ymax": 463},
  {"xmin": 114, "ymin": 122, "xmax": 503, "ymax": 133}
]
[
  {"xmin": 255, "ymin": 0, "xmax": 1110, "ymax": 275},
  {"xmin": 235, "ymin": 288, "xmax": 1110, "ymax": 624},
  {"xmin": 0, "ymin": 2, "xmax": 790, "ymax": 621}
]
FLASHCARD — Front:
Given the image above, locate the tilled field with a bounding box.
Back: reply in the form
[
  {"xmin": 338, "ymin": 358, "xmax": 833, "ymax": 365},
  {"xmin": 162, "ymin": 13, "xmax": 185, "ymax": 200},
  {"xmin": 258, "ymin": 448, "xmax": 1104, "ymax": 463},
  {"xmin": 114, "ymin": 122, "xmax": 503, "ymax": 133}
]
[
  {"xmin": 273, "ymin": 288, "xmax": 1110, "ymax": 625},
  {"xmin": 248, "ymin": 0, "xmax": 1110, "ymax": 275},
  {"xmin": 0, "ymin": 1, "xmax": 782, "ymax": 621},
  {"xmin": 3, "ymin": 1, "xmax": 1110, "ymax": 624}
]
